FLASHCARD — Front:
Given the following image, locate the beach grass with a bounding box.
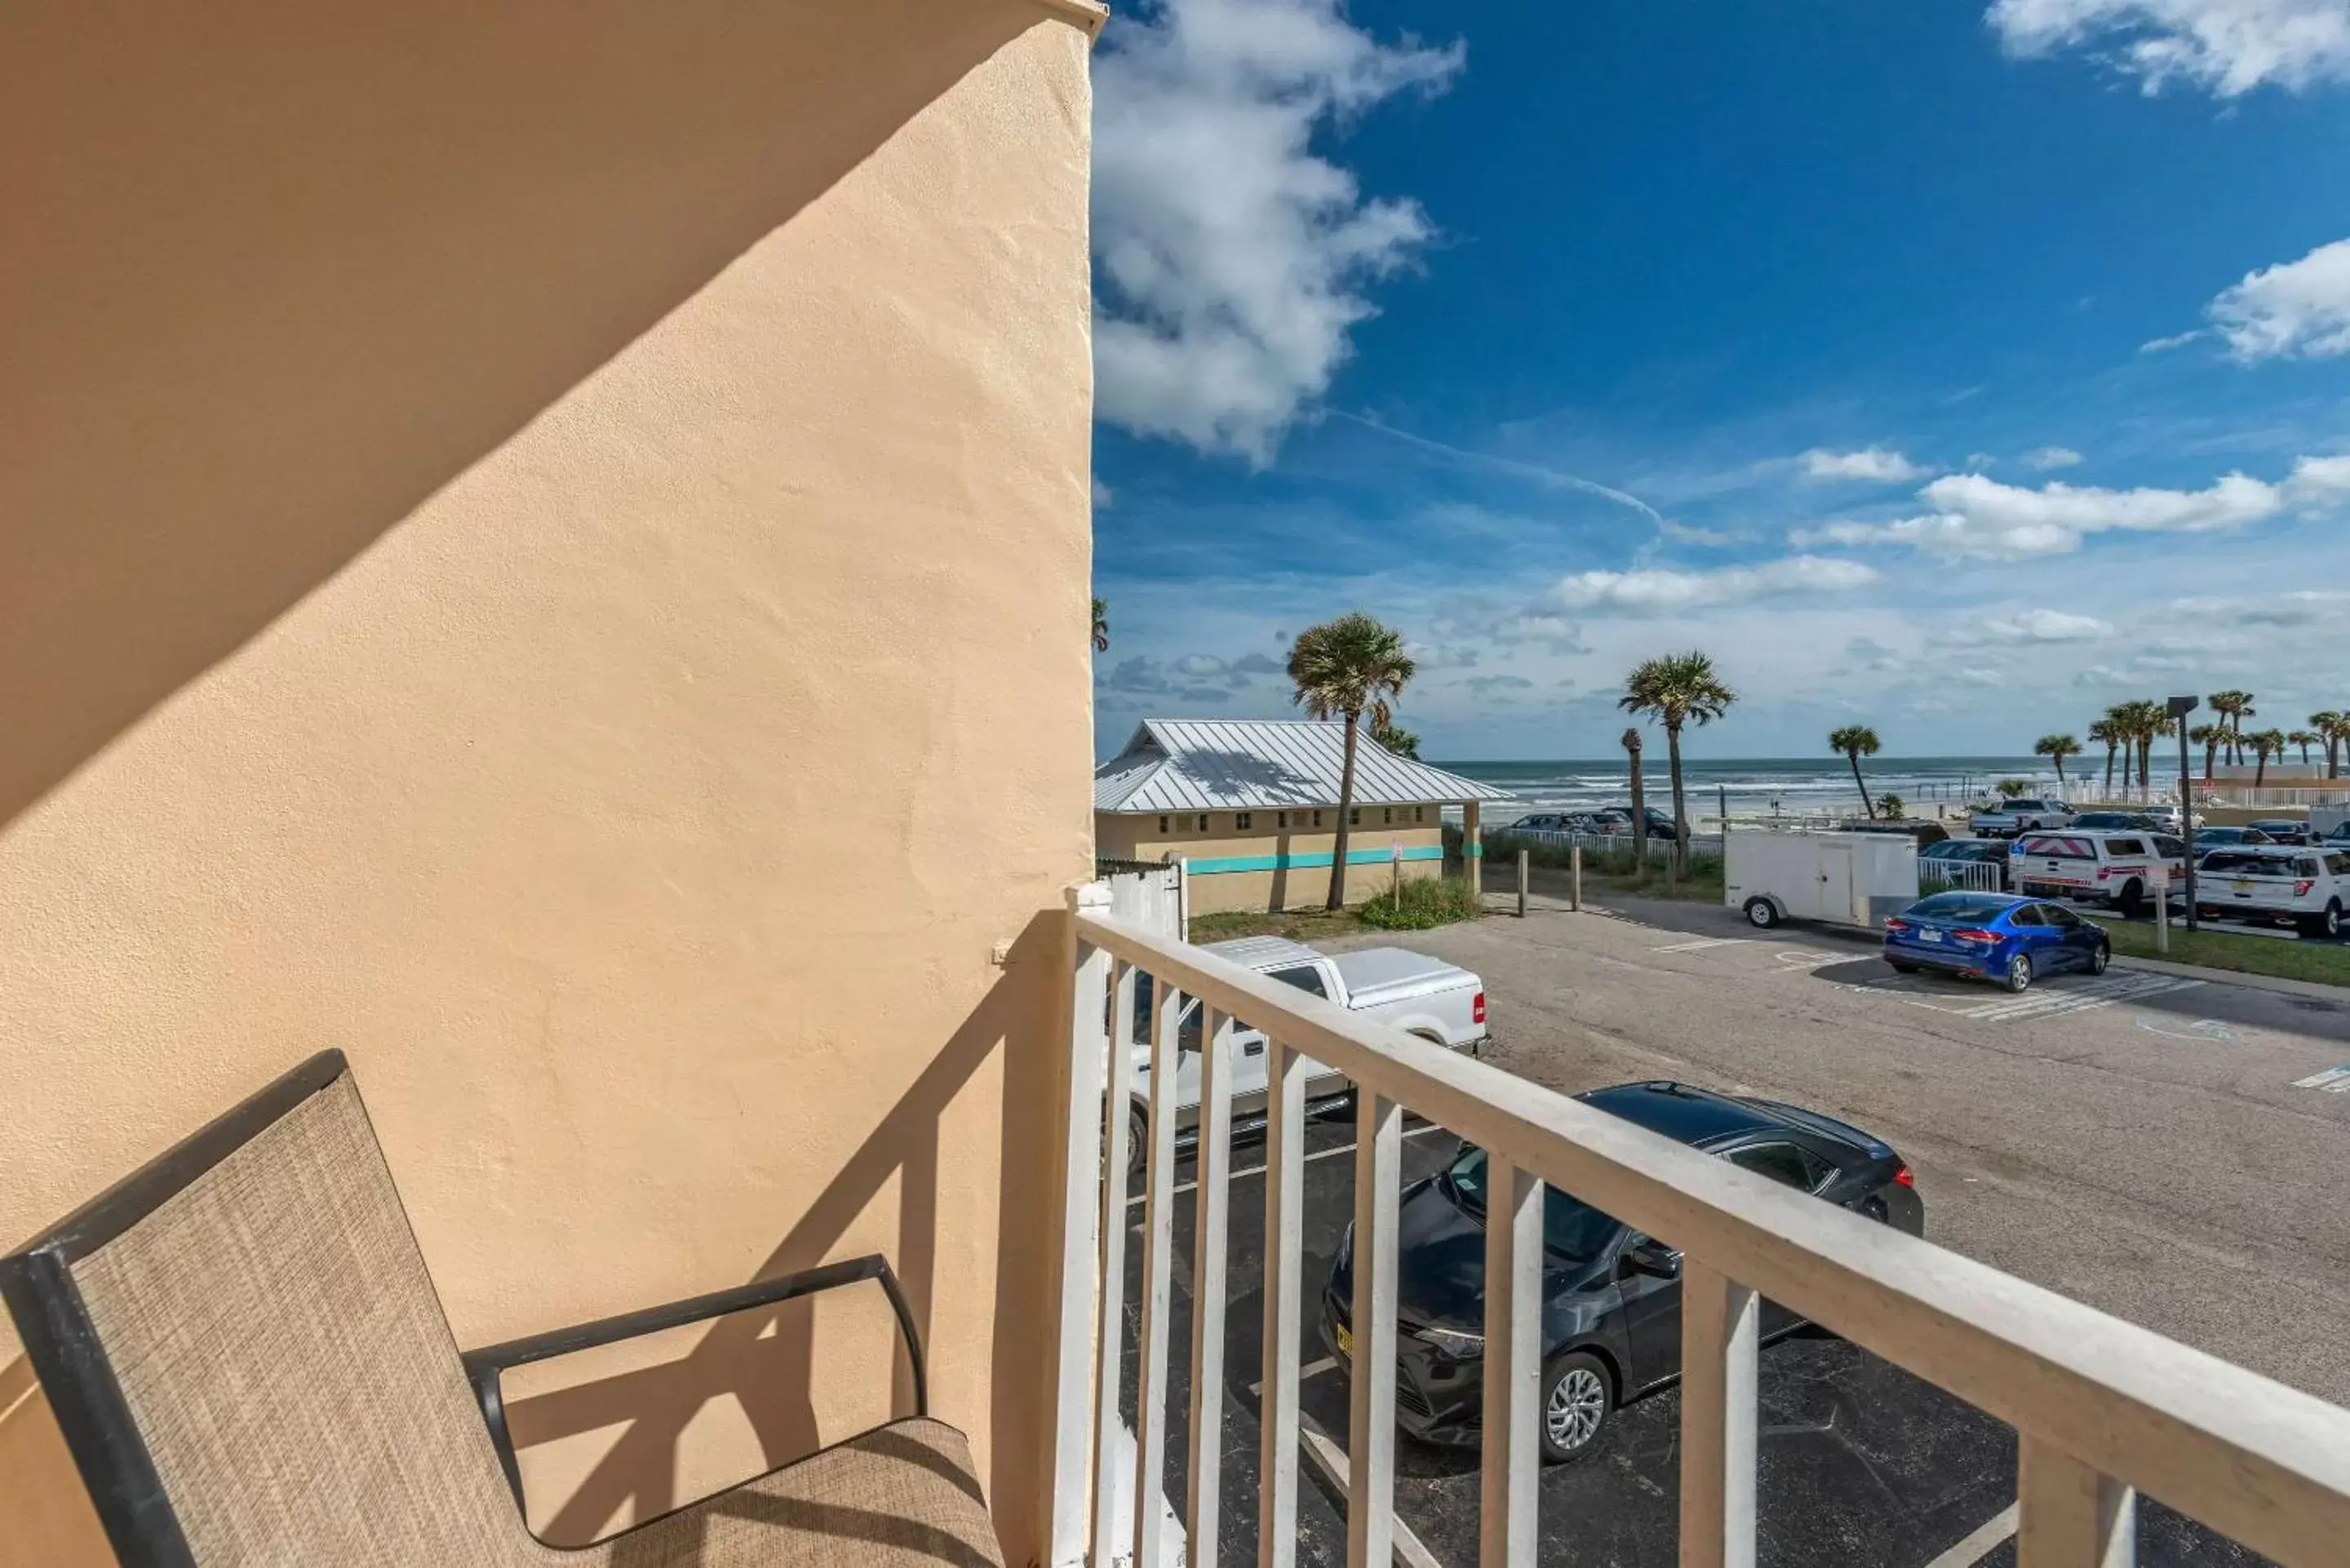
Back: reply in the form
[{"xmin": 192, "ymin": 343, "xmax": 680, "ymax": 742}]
[
  {"xmin": 2089, "ymin": 915, "xmax": 2350, "ymax": 988},
  {"xmin": 1190, "ymin": 875, "xmax": 1486, "ymax": 943}
]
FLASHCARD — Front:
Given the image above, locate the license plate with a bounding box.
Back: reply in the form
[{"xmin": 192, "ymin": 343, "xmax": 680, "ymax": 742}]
[
  {"xmin": 1919, "ymin": 929, "xmax": 1941, "ymax": 943},
  {"xmin": 2232, "ymin": 879, "xmax": 2255, "ymax": 893},
  {"xmin": 1335, "ymin": 1322, "xmax": 1354, "ymax": 1358}
]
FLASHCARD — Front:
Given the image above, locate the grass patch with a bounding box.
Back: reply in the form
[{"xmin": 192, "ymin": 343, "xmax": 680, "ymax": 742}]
[
  {"xmin": 2089, "ymin": 915, "xmax": 2350, "ymax": 988},
  {"xmin": 1507, "ymin": 845, "xmax": 1727, "ymax": 904},
  {"xmin": 1188, "ymin": 876, "xmax": 1486, "ymax": 943}
]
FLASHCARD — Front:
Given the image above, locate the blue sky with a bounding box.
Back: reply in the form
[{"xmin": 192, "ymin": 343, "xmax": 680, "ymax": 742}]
[{"xmin": 1087, "ymin": 0, "xmax": 2350, "ymax": 760}]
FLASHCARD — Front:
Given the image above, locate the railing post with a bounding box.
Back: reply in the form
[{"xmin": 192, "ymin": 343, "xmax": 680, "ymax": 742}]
[
  {"xmin": 1186, "ymin": 1008, "xmax": 1234, "ymax": 1568},
  {"xmin": 1571, "ymin": 845, "xmax": 1583, "ymax": 911},
  {"xmin": 2018, "ymin": 1436, "xmax": 2135, "ymax": 1567},
  {"xmin": 1479, "ymin": 1160, "xmax": 1542, "ymax": 1568},
  {"xmin": 1678, "ymin": 1260, "xmax": 1758, "ymax": 1568},
  {"xmin": 1257, "ymin": 1040, "xmax": 1307, "ymax": 1568},
  {"xmin": 1047, "ymin": 887, "xmax": 1112, "ymax": 1568},
  {"xmin": 1517, "ymin": 848, "xmax": 1529, "ymax": 919},
  {"xmin": 1133, "ymin": 981, "xmax": 1185, "ymax": 1568},
  {"xmin": 1091, "ymin": 959, "xmax": 1140, "ymax": 1568},
  {"xmin": 1346, "ymin": 1092, "xmax": 1402, "ymax": 1568}
]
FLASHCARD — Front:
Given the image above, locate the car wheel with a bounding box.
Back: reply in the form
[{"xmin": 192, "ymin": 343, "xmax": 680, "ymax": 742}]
[
  {"xmin": 1126, "ymin": 1105, "xmax": 1148, "ymax": 1182},
  {"xmin": 1743, "ymin": 897, "xmax": 1780, "ymax": 929},
  {"xmin": 1538, "ymin": 1352, "xmax": 1613, "ymax": 1464},
  {"xmin": 2301, "ymin": 901, "xmax": 2342, "ymax": 941},
  {"xmin": 2002, "ymin": 952, "xmax": 2033, "ymax": 994},
  {"xmin": 2115, "ymin": 879, "xmax": 2144, "ymax": 918},
  {"xmin": 2088, "ymin": 941, "xmax": 2110, "ymax": 976}
]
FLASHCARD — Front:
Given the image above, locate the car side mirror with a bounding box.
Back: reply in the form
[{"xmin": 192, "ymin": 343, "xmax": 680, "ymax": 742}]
[{"xmin": 1622, "ymin": 1236, "xmax": 1681, "ymax": 1280}]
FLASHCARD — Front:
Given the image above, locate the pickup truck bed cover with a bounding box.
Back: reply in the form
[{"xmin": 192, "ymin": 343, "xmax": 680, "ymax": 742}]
[{"xmin": 1331, "ymin": 946, "xmax": 1476, "ymax": 1008}]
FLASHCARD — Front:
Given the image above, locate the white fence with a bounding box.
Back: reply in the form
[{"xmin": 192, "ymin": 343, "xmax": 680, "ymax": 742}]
[
  {"xmin": 2197, "ymin": 786, "xmax": 2350, "ymax": 810},
  {"xmin": 1919, "ymin": 857, "xmax": 2006, "ymax": 893},
  {"xmin": 1047, "ymin": 896, "xmax": 2350, "ymax": 1568}
]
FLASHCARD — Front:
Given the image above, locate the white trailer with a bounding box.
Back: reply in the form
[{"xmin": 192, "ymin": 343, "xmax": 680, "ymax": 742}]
[{"xmin": 1726, "ymin": 829, "xmax": 1921, "ymax": 931}]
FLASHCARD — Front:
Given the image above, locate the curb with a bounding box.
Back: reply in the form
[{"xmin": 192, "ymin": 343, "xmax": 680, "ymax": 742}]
[{"xmin": 2109, "ymin": 953, "xmax": 2348, "ymax": 1003}]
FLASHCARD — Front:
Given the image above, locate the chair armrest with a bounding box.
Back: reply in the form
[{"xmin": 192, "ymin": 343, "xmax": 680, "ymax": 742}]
[{"xmin": 459, "ymin": 1254, "xmax": 923, "ymax": 1508}]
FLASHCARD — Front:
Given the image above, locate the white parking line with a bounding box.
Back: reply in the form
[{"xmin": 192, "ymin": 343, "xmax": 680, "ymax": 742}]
[
  {"xmin": 1128, "ymin": 1121, "xmax": 1451, "ymax": 1207},
  {"xmin": 2293, "ymin": 1065, "xmax": 2350, "ymax": 1092},
  {"xmin": 1921, "ymin": 1500, "xmax": 2018, "ymax": 1568},
  {"xmin": 1957, "ymin": 973, "xmax": 2204, "ymax": 1023},
  {"xmin": 1653, "ymin": 937, "xmax": 1753, "ymax": 953},
  {"xmin": 1296, "ymin": 1408, "xmax": 1447, "ymax": 1568}
]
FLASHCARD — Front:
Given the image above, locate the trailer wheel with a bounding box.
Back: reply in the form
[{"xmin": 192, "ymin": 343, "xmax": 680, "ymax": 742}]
[{"xmin": 1743, "ymin": 897, "xmax": 1781, "ymax": 929}]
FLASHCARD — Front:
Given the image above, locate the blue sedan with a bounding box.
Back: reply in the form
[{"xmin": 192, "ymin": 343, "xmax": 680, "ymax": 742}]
[{"xmin": 1882, "ymin": 892, "xmax": 2111, "ymax": 993}]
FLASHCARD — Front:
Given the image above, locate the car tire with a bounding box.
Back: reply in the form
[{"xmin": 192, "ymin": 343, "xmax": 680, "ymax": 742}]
[
  {"xmin": 1743, "ymin": 897, "xmax": 1781, "ymax": 929},
  {"xmin": 2088, "ymin": 941, "xmax": 2110, "ymax": 976},
  {"xmin": 2301, "ymin": 901, "xmax": 2342, "ymax": 941},
  {"xmin": 2116, "ymin": 879, "xmax": 2144, "ymax": 918},
  {"xmin": 2002, "ymin": 952, "xmax": 2033, "ymax": 994},
  {"xmin": 1889, "ymin": 960, "xmax": 1921, "ymax": 975},
  {"xmin": 1126, "ymin": 1105, "xmax": 1148, "ymax": 1183},
  {"xmin": 1538, "ymin": 1352, "xmax": 1614, "ymax": 1464}
]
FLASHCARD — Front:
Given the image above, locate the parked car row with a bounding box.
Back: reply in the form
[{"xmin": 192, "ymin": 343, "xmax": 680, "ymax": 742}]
[
  {"xmin": 1921, "ymin": 826, "xmax": 2347, "ymax": 937},
  {"xmin": 1505, "ymin": 807, "xmax": 1678, "ymax": 840}
]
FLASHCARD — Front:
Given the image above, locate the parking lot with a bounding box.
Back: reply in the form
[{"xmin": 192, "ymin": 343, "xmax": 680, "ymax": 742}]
[{"xmin": 1106, "ymin": 896, "xmax": 2350, "ymax": 1566}]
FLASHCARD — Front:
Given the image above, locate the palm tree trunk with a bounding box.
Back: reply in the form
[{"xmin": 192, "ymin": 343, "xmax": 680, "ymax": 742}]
[
  {"xmin": 2104, "ymin": 745, "xmax": 2116, "ymax": 793},
  {"xmin": 1847, "ymin": 751, "xmax": 1873, "ymax": 818},
  {"xmin": 2203, "ymin": 736, "xmax": 2218, "ymax": 781},
  {"xmin": 2138, "ymin": 737, "xmax": 2152, "ymax": 789},
  {"xmin": 2255, "ymin": 749, "xmax": 2268, "ymax": 788},
  {"xmin": 1328, "ymin": 712, "xmax": 1360, "ymax": 910},
  {"xmin": 1628, "ymin": 755, "xmax": 1647, "ymax": 874},
  {"xmin": 1667, "ymin": 722, "xmax": 1690, "ymax": 871},
  {"xmin": 2054, "ymin": 755, "xmax": 2068, "ymax": 786}
]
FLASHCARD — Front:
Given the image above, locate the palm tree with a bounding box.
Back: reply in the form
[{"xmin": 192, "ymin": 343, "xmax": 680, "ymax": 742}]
[
  {"xmin": 2033, "ymin": 733, "xmax": 2080, "ymax": 789},
  {"xmin": 1621, "ymin": 728, "xmax": 1647, "ymax": 872},
  {"xmin": 1621, "ymin": 651, "xmax": 1737, "ymax": 872},
  {"xmin": 1288, "ymin": 613, "xmax": 1416, "ymax": 910},
  {"xmin": 1829, "ymin": 726, "xmax": 1882, "ymax": 820},
  {"xmin": 2209, "ymin": 689, "xmax": 2254, "ymax": 764},
  {"xmin": 2089, "ymin": 719, "xmax": 2119, "ymax": 794},
  {"xmin": 2105, "ymin": 699, "xmax": 2166, "ymax": 791},
  {"xmin": 2316, "ymin": 711, "xmax": 2350, "ymax": 779},
  {"xmin": 2189, "ymin": 723, "xmax": 2224, "ymax": 782},
  {"xmin": 2290, "ymin": 729, "xmax": 2320, "ymax": 768},
  {"xmin": 2248, "ymin": 728, "xmax": 2286, "ymax": 788},
  {"xmin": 1371, "ymin": 720, "xmax": 1421, "ymax": 760},
  {"xmin": 1090, "ymin": 597, "xmax": 1110, "ymax": 653}
]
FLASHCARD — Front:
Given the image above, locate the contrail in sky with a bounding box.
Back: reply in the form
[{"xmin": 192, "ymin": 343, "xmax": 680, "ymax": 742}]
[{"xmin": 1330, "ymin": 410, "xmax": 1667, "ymax": 529}]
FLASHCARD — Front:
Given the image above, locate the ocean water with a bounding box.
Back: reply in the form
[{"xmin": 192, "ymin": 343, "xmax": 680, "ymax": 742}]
[{"xmin": 1439, "ymin": 756, "xmax": 2065, "ymax": 820}]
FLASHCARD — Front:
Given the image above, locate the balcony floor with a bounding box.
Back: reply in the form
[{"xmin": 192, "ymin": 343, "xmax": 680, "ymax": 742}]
[{"xmin": 1106, "ymin": 1118, "xmax": 2273, "ymax": 1567}]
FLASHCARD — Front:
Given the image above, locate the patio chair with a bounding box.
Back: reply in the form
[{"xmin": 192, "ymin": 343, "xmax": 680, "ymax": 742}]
[{"xmin": 0, "ymin": 1049, "xmax": 1004, "ymax": 1567}]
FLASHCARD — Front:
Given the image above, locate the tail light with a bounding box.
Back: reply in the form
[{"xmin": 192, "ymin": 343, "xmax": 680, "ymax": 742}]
[
  {"xmin": 2296, "ymin": 879, "xmax": 2315, "ymax": 897},
  {"xmin": 1894, "ymin": 1164, "xmax": 1916, "ymax": 1189},
  {"xmin": 1884, "ymin": 918, "xmax": 1911, "ymax": 933},
  {"xmin": 1952, "ymin": 928, "xmax": 2000, "ymax": 944},
  {"xmin": 1473, "ymin": 990, "xmax": 1487, "ymax": 1025}
]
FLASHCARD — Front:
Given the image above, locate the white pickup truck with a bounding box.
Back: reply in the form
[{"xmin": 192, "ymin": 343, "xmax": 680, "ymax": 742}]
[
  {"xmin": 1121, "ymin": 936, "xmax": 1488, "ymax": 1171},
  {"xmin": 1969, "ymin": 797, "xmax": 2075, "ymax": 838}
]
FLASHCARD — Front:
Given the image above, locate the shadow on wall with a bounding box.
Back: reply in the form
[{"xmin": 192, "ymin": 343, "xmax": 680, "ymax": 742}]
[
  {"xmin": 506, "ymin": 913, "xmax": 1068, "ymax": 1555},
  {"xmin": 0, "ymin": 0, "xmax": 1036, "ymax": 831}
]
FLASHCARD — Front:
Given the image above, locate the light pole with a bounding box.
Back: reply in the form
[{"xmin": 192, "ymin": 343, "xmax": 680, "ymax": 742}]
[{"xmin": 2169, "ymin": 694, "xmax": 2199, "ymax": 931}]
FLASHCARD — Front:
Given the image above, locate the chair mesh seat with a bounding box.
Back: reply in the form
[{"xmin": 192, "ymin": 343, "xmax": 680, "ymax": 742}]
[{"xmin": 47, "ymin": 1073, "xmax": 1001, "ymax": 1567}]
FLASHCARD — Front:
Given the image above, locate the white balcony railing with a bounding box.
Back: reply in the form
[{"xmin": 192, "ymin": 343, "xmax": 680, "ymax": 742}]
[{"xmin": 1042, "ymin": 891, "xmax": 2350, "ymax": 1568}]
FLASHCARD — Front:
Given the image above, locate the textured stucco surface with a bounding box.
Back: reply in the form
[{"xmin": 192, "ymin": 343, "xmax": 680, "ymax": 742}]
[{"xmin": 0, "ymin": 3, "xmax": 1095, "ymax": 1563}]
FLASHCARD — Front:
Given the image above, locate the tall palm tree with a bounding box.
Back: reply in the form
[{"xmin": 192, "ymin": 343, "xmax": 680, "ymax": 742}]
[
  {"xmin": 2247, "ymin": 728, "xmax": 2286, "ymax": 788},
  {"xmin": 2089, "ymin": 719, "xmax": 2119, "ymax": 794},
  {"xmin": 2106, "ymin": 699, "xmax": 2166, "ymax": 791},
  {"xmin": 2209, "ymin": 690, "xmax": 2255, "ymax": 764},
  {"xmin": 1288, "ymin": 613, "xmax": 1416, "ymax": 910},
  {"xmin": 2033, "ymin": 733, "xmax": 2080, "ymax": 789},
  {"xmin": 1370, "ymin": 720, "xmax": 1421, "ymax": 760},
  {"xmin": 1829, "ymin": 725, "xmax": 1882, "ymax": 819},
  {"xmin": 1090, "ymin": 597, "xmax": 1110, "ymax": 653},
  {"xmin": 2189, "ymin": 723, "xmax": 2224, "ymax": 782},
  {"xmin": 2315, "ymin": 711, "xmax": 2350, "ymax": 779},
  {"xmin": 2290, "ymin": 729, "xmax": 2320, "ymax": 768},
  {"xmin": 1621, "ymin": 651, "xmax": 1737, "ymax": 871},
  {"xmin": 1621, "ymin": 728, "xmax": 1647, "ymax": 872}
]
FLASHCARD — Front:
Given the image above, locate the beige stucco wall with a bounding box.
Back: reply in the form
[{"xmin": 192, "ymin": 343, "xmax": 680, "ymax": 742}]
[
  {"xmin": 0, "ymin": 4, "xmax": 1096, "ymax": 1564},
  {"xmin": 1098, "ymin": 811, "xmax": 1448, "ymax": 914}
]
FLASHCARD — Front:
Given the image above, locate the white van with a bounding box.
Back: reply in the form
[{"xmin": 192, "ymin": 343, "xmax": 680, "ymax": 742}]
[{"xmin": 2010, "ymin": 829, "xmax": 2188, "ymax": 914}]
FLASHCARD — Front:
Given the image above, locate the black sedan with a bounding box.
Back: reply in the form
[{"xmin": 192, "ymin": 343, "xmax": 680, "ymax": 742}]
[{"xmin": 1320, "ymin": 1082, "xmax": 1922, "ymax": 1463}]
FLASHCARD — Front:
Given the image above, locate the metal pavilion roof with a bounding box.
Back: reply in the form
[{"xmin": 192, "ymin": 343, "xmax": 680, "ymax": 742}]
[{"xmin": 1093, "ymin": 719, "xmax": 1514, "ymax": 814}]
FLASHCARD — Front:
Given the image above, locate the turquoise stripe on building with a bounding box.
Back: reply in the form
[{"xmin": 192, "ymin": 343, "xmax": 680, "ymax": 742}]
[{"xmin": 1186, "ymin": 846, "xmax": 1447, "ymax": 875}]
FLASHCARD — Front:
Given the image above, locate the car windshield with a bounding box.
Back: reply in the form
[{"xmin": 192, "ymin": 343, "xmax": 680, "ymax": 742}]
[
  {"xmin": 1444, "ymin": 1145, "xmax": 1625, "ymax": 1264},
  {"xmin": 1905, "ymin": 892, "xmax": 2013, "ymax": 922}
]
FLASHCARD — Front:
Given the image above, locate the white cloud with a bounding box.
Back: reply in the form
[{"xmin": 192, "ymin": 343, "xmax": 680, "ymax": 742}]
[
  {"xmin": 2207, "ymin": 237, "xmax": 2350, "ymax": 361},
  {"xmin": 1987, "ymin": 0, "xmax": 2350, "ymax": 96},
  {"xmin": 1093, "ymin": 477, "xmax": 1115, "ymax": 508},
  {"xmin": 1794, "ymin": 456, "xmax": 2350, "ymax": 560},
  {"xmin": 1091, "ymin": 0, "xmax": 1463, "ymax": 462},
  {"xmin": 1979, "ymin": 608, "xmax": 2114, "ymax": 642},
  {"xmin": 1800, "ymin": 447, "xmax": 1932, "ymax": 483},
  {"xmin": 2025, "ymin": 445, "xmax": 2085, "ymax": 469},
  {"xmin": 2139, "ymin": 329, "xmax": 2206, "ymax": 352},
  {"xmin": 1554, "ymin": 556, "xmax": 1879, "ymax": 615}
]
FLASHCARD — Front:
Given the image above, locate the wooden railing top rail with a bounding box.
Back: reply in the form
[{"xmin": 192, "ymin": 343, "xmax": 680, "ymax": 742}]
[{"xmin": 1074, "ymin": 909, "xmax": 2350, "ymax": 1567}]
